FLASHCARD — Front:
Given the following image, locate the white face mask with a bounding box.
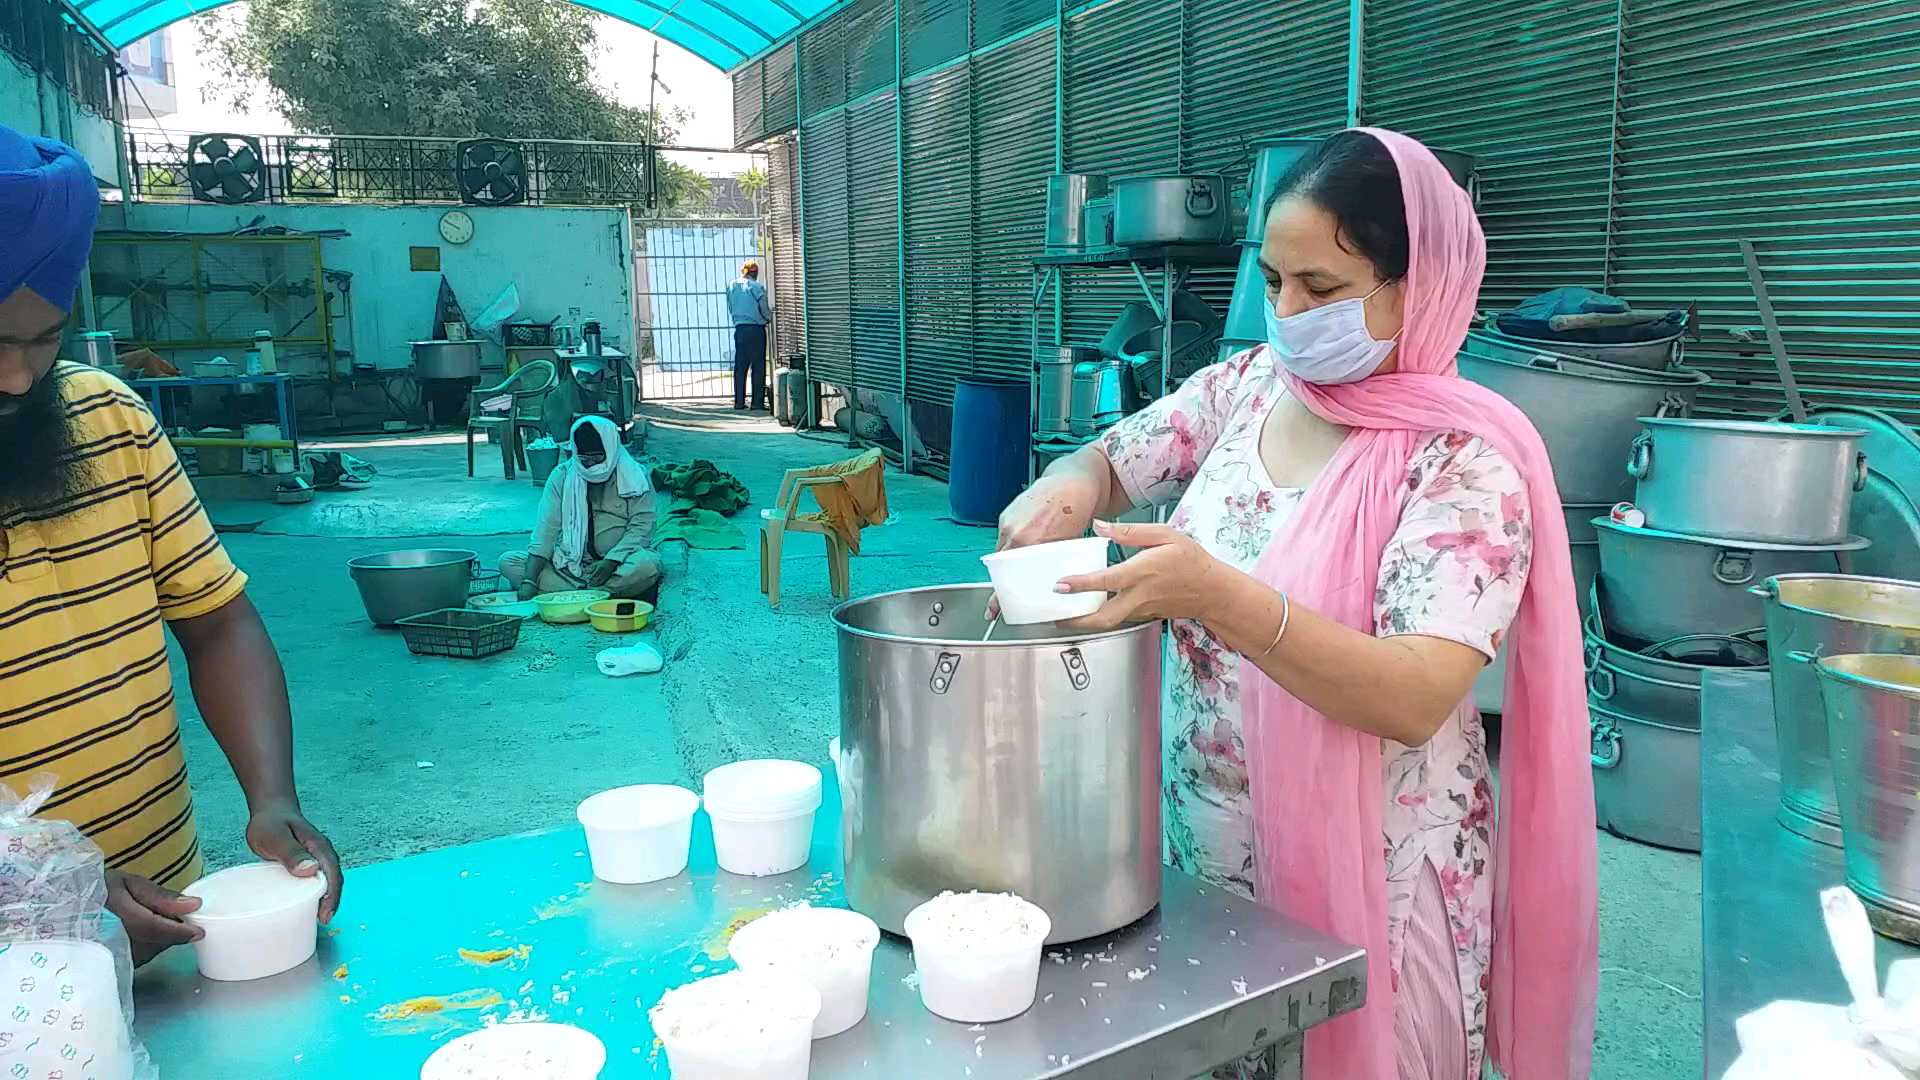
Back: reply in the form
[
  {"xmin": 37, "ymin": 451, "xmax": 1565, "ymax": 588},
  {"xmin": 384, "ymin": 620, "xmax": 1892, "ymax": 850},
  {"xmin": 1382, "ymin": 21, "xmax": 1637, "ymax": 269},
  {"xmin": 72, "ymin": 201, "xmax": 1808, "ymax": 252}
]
[{"xmin": 1263, "ymin": 282, "xmax": 1398, "ymax": 385}]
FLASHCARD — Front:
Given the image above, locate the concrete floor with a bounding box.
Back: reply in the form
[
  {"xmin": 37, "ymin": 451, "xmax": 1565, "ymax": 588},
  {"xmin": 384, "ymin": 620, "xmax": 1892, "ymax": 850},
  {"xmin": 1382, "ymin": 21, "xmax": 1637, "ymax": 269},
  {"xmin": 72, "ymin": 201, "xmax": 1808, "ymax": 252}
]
[{"xmin": 171, "ymin": 404, "xmax": 1701, "ymax": 1076}]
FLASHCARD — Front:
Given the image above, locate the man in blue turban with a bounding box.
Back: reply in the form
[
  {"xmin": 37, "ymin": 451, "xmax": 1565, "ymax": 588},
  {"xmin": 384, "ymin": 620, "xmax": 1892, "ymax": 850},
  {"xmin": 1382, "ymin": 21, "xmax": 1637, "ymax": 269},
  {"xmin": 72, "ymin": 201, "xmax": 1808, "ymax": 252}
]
[{"xmin": 0, "ymin": 124, "xmax": 344, "ymax": 963}]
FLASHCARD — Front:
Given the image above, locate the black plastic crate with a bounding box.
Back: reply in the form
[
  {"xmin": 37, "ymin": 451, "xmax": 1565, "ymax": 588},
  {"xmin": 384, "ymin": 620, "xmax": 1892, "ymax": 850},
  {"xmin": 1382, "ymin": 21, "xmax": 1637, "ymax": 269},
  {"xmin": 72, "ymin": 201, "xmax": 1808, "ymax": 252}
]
[
  {"xmin": 394, "ymin": 607, "xmax": 522, "ymax": 659},
  {"xmin": 504, "ymin": 321, "xmax": 556, "ymax": 347}
]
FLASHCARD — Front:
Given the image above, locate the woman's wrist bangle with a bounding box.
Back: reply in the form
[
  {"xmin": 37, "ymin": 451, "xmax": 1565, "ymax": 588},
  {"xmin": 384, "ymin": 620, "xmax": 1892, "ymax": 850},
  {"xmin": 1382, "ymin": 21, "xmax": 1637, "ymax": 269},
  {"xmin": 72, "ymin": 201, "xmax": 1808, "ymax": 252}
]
[{"xmin": 1261, "ymin": 591, "xmax": 1291, "ymax": 657}]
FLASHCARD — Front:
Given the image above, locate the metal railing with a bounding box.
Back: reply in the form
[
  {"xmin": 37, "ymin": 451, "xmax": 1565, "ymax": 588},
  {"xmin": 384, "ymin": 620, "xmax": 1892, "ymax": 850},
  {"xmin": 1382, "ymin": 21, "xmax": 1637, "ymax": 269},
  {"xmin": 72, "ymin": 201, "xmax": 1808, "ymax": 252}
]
[{"xmin": 127, "ymin": 131, "xmax": 669, "ymax": 207}]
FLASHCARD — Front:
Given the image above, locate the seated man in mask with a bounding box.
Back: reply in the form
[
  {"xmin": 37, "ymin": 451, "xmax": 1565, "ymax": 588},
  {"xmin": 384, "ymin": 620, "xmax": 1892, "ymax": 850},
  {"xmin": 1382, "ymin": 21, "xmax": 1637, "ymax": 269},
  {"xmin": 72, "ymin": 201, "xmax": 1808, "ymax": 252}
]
[
  {"xmin": 501, "ymin": 415, "xmax": 663, "ymax": 600},
  {"xmin": 0, "ymin": 123, "xmax": 342, "ymax": 960}
]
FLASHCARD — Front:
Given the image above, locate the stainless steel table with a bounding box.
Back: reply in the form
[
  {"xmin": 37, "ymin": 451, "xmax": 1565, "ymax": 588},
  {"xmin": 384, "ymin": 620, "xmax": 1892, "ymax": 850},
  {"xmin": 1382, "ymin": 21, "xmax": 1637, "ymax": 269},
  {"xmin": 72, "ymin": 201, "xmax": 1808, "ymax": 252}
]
[
  {"xmin": 133, "ymin": 775, "xmax": 1364, "ymax": 1077},
  {"xmin": 1701, "ymin": 668, "xmax": 1920, "ymax": 1075}
]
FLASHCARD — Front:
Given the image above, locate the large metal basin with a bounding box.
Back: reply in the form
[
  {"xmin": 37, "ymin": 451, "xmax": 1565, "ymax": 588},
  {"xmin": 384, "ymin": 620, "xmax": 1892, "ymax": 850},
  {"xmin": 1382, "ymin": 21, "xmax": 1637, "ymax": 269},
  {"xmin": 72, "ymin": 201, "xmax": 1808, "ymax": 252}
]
[
  {"xmin": 1593, "ymin": 519, "xmax": 1866, "ymax": 643},
  {"xmin": 1458, "ymin": 334, "xmax": 1709, "ymax": 504},
  {"xmin": 1817, "ymin": 653, "xmax": 1920, "ymax": 941},
  {"xmin": 347, "ymin": 548, "xmax": 478, "ymax": 626},
  {"xmin": 1479, "ymin": 326, "xmax": 1684, "ymax": 371},
  {"xmin": 411, "ymin": 339, "xmax": 483, "ymax": 380},
  {"xmin": 1589, "ymin": 699, "xmax": 1701, "ymax": 852},
  {"xmin": 1630, "ymin": 418, "xmax": 1868, "ymax": 544},
  {"xmin": 833, "ymin": 585, "xmax": 1163, "ymax": 944},
  {"xmin": 1759, "ymin": 574, "xmax": 1920, "ymax": 845}
]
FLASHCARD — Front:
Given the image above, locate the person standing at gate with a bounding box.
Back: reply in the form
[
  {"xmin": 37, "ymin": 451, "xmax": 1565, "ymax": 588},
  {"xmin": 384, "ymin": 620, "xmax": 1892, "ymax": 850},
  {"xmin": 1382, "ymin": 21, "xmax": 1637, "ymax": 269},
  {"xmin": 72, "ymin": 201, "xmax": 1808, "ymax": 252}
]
[{"xmin": 726, "ymin": 259, "xmax": 772, "ymax": 411}]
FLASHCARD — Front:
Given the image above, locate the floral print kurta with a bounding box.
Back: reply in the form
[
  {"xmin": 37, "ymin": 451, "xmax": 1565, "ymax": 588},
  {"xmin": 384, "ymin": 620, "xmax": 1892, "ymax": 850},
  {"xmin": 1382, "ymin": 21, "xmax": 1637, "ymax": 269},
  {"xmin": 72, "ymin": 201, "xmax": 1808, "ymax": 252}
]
[{"xmin": 1098, "ymin": 346, "xmax": 1532, "ymax": 1075}]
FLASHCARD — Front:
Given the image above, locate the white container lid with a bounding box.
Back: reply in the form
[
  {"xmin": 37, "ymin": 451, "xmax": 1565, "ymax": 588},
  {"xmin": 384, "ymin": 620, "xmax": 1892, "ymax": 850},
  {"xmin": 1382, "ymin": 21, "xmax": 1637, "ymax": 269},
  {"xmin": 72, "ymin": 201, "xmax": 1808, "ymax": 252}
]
[
  {"xmin": 420, "ymin": 1021, "xmax": 607, "ymax": 1079},
  {"xmin": 702, "ymin": 760, "xmax": 822, "ymax": 821},
  {"xmin": 184, "ymin": 862, "xmax": 327, "ymax": 923},
  {"xmin": 577, "ymin": 784, "xmax": 699, "ymax": 831},
  {"xmin": 729, "ymin": 905, "xmax": 880, "ymax": 971}
]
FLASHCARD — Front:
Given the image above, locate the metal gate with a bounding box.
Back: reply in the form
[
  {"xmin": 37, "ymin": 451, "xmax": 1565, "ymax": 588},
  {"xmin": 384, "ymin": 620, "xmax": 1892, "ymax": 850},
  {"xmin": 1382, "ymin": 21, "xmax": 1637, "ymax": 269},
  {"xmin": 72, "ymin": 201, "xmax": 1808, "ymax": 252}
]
[{"xmin": 634, "ymin": 217, "xmax": 767, "ymax": 400}]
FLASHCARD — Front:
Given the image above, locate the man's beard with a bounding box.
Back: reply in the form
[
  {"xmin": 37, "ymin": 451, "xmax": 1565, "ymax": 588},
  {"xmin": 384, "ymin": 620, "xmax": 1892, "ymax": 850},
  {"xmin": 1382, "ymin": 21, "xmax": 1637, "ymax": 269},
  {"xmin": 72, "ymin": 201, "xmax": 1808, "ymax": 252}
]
[{"xmin": 0, "ymin": 367, "xmax": 93, "ymax": 519}]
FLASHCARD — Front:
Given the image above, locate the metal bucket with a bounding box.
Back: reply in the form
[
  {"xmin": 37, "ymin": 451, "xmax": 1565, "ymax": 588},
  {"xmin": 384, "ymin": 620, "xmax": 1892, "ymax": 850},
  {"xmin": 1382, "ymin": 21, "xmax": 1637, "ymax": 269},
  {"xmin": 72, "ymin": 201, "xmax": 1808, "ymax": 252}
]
[
  {"xmin": 1630, "ymin": 418, "xmax": 1869, "ymax": 544},
  {"xmin": 1816, "ymin": 654, "xmax": 1920, "ymax": 941},
  {"xmin": 1758, "ymin": 575, "xmax": 1920, "ymax": 845},
  {"xmin": 1590, "ymin": 699, "xmax": 1701, "ymax": 851},
  {"xmin": 1458, "ymin": 334, "xmax": 1709, "ymax": 503},
  {"xmin": 347, "ymin": 548, "xmax": 479, "ymax": 626},
  {"xmin": 1037, "ymin": 346, "xmax": 1096, "ymax": 435},
  {"xmin": 833, "ymin": 585, "xmax": 1163, "ymax": 944},
  {"xmin": 1045, "ymin": 173, "xmax": 1109, "ymax": 251},
  {"xmin": 1593, "ymin": 519, "xmax": 1867, "ymax": 643}
]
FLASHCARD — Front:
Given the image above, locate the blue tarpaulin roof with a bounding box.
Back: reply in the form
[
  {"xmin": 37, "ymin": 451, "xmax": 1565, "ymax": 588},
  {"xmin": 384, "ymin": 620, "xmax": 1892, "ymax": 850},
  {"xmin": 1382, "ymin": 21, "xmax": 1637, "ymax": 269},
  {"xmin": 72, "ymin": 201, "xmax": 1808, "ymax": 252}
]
[{"xmin": 72, "ymin": 0, "xmax": 825, "ymax": 70}]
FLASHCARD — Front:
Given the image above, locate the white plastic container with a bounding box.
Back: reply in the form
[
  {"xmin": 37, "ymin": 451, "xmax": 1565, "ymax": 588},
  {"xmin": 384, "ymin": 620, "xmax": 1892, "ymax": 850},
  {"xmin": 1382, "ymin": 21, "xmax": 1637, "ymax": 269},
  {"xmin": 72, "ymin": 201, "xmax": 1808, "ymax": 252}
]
[
  {"xmin": 183, "ymin": 862, "xmax": 327, "ymax": 981},
  {"xmin": 702, "ymin": 760, "xmax": 822, "ymax": 877},
  {"xmin": 576, "ymin": 784, "xmax": 699, "ymax": 884},
  {"xmin": 420, "ymin": 1021, "xmax": 606, "ymax": 1079},
  {"xmin": 904, "ymin": 891, "xmax": 1053, "ymax": 1023},
  {"xmin": 651, "ymin": 970, "xmax": 822, "ymax": 1080},
  {"xmin": 728, "ymin": 905, "xmax": 881, "ymax": 1037},
  {"xmin": 980, "ymin": 536, "xmax": 1109, "ymax": 624}
]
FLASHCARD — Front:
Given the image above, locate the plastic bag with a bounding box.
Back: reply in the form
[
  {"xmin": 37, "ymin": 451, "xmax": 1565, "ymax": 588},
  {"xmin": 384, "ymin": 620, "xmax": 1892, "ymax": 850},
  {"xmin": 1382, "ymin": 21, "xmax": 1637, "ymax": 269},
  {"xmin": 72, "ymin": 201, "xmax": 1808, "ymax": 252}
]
[
  {"xmin": 0, "ymin": 778, "xmax": 156, "ymax": 1080},
  {"xmin": 470, "ymin": 283, "xmax": 521, "ymax": 344},
  {"xmin": 596, "ymin": 642, "xmax": 663, "ymax": 677},
  {"xmin": 1723, "ymin": 887, "xmax": 1920, "ymax": 1079}
]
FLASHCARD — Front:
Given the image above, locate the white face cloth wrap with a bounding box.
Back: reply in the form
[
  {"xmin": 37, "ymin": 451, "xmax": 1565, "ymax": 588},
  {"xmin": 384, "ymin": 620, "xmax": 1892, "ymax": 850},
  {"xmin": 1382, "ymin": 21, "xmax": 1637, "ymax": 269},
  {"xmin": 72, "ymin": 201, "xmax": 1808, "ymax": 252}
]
[
  {"xmin": 1262, "ymin": 281, "xmax": 1399, "ymax": 385},
  {"xmin": 556, "ymin": 415, "xmax": 650, "ymax": 575}
]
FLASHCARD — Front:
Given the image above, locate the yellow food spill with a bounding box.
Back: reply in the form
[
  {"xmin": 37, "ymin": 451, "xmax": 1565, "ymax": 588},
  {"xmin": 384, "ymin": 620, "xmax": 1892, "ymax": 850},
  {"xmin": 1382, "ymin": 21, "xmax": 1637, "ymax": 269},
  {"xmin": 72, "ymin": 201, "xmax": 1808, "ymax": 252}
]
[
  {"xmin": 338, "ymin": 995, "xmax": 353, "ymax": 1004},
  {"xmin": 702, "ymin": 907, "xmax": 773, "ymax": 961},
  {"xmin": 374, "ymin": 988, "xmax": 504, "ymax": 1022},
  {"xmin": 458, "ymin": 944, "xmax": 531, "ymax": 966},
  {"xmin": 333, "ymin": 965, "xmax": 349, "ymax": 979}
]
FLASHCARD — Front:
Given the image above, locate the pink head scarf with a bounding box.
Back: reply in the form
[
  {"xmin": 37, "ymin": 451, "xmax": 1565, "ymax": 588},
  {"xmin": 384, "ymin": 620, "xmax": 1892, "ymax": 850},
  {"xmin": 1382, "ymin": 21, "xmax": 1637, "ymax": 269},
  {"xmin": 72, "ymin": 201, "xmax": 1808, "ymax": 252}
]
[{"xmin": 1241, "ymin": 128, "xmax": 1598, "ymax": 1078}]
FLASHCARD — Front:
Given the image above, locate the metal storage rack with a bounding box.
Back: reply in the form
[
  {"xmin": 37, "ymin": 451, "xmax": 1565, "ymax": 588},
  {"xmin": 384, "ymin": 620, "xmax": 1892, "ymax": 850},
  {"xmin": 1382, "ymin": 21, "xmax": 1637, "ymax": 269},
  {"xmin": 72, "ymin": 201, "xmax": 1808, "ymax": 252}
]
[{"xmin": 1027, "ymin": 243, "xmax": 1238, "ymax": 480}]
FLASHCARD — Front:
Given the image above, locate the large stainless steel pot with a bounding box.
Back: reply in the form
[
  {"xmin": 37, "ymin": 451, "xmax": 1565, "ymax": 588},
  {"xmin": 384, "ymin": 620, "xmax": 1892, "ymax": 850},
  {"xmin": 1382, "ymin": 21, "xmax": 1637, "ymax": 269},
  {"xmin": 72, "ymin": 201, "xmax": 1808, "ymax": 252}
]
[
  {"xmin": 1037, "ymin": 346, "xmax": 1096, "ymax": 435},
  {"xmin": 1629, "ymin": 418, "xmax": 1869, "ymax": 544},
  {"xmin": 1589, "ymin": 699, "xmax": 1700, "ymax": 851},
  {"xmin": 833, "ymin": 585, "xmax": 1163, "ymax": 944},
  {"xmin": 1757, "ymin": 574, "xmax": 1920, "ymax": 846},
  {"xmin": 1480, "ymin": 326, "xmax": 1684, "ymax": 372},
  {"xmin": 1593, "ymin": 519, "xmax": 1867, "ymax": 643},
  {"xmin": 1111, "ymin": 175, "xmax": 1232, "ymax": 247},
  {"xmin": 410, "ymin": 339, "xmax": 483, "ymax": 380},
  {"xmin": 1585, "ymin": 623, "xmax": 1766, "ymax": 727},
  {"xmin": 347, "ymin": 548, "xmax": 479, "ymax": 626},
  {"xmin": 1815, "ymin": 653, "xmax": 1920, "ymax": 941},
  {"xmin": 1045, "ymin": 173, "xmax": 1109, "ymax": 251},
  {"xmin": 1458, "ymin": 332, "xmax": 1709, "ymax": 504}
]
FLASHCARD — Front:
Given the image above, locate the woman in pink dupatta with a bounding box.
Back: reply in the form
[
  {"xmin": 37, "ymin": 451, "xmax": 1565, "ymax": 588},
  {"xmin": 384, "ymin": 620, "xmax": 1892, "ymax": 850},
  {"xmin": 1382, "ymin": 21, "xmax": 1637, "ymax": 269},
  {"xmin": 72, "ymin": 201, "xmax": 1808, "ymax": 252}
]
[{"xmin": 997, "ymin": 128, "xmax": 1597, "ymax": 1078}]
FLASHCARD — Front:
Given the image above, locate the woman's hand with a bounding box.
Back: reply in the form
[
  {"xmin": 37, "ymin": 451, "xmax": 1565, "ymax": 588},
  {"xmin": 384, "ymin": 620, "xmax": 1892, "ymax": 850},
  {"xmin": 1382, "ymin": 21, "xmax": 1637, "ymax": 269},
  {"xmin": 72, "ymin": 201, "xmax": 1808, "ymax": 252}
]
[
  {"xmin": 1056, "ymin": 521, "xmax": 1224, "ymax": 630},
  {"xmin": 996, "ymin": 470, "xmax": 1102, "ymax": 552}
]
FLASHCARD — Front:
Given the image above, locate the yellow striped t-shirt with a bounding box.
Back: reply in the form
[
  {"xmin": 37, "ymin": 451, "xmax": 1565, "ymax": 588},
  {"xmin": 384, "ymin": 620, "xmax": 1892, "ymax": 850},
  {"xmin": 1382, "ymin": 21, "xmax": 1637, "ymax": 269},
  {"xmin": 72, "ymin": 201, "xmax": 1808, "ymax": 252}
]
[{"xmin": 0, "ymin": 363, "xmax": 248, "ymax": 890}]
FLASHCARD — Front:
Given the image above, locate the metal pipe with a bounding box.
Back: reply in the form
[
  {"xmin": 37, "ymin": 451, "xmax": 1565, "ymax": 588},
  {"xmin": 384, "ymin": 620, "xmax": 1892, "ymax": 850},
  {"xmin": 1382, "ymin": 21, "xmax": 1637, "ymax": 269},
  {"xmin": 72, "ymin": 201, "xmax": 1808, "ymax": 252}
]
[
  {"xmin": 1601, "ymin": 0, "xmax": 1627, "ymax": 292},
  {"xmin": 1346, "ymin": 0, "xmax": 1364, "ymax": 126},
  {"xmin": 895, "ymin": 0, "xmax": 912, "ymax": 474},
  {"xmin": 795, "ymin": 52, "xmax": 815, "ymax": 430}
]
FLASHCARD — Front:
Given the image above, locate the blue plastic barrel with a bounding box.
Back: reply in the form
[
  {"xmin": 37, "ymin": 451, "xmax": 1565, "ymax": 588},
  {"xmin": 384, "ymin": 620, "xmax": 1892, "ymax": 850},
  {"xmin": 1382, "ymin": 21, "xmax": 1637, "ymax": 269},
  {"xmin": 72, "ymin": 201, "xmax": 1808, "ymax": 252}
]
[{"xmin": 948, "ymin": 379, "xmax": 1029, "ymax": 526}]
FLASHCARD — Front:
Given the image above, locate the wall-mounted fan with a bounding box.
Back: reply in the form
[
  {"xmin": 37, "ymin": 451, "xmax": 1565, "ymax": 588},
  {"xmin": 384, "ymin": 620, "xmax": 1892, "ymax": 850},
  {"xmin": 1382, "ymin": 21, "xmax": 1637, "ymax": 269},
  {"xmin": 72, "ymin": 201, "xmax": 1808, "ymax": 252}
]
[
  {"xmin": 187, "ymin": 134, "xmax": 268, "ymax": 204},
  {"xmin": 455, "ymin": 139, "xmax": 528, "ymax": 206}
]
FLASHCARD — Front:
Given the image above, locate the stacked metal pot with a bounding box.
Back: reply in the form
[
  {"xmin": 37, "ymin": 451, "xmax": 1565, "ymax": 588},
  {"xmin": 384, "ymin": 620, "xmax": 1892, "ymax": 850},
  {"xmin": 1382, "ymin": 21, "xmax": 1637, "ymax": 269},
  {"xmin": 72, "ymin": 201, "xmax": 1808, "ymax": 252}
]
[{"xmin": 1588, "ymin": 417, "xmax": 1874, "ymax": 851}]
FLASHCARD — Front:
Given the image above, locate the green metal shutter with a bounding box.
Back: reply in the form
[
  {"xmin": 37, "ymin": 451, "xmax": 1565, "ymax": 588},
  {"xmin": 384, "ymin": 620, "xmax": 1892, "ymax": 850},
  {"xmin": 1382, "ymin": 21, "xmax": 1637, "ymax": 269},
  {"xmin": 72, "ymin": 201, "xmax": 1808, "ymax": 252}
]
[
  {"xmin": 1060, "ymin": 0, "xmax": 1182, "ymax": 348},
  {"xmin": 849, "ymin": 91, "xmax": 903, "ymax": 394},
  {"xmin": 905, "ymin": 62, "xmax": 976, "ymax": 405},
  {"xmin": 803, "ymin": 109, "xmax": 854, "ymax": 388},
  {"xmin": 1614, "ymin": 0, "xmax": 1920, "ymax": 423},
  {"xmin": 764, "ymin": 43, "xmax": 799, "ymax": 136},
  {"xmin": 1361, "ymin": 0, "xmax": 1620, "ymax": 305},
  {"xmin": 903, "ymin": 0, "xmax": 969, "ymax": 76},
  {"xmin": 801, "ymin": 19, "xmax": 849, "ymax": 118},
  {"xmin": 769, "ymin": 136, "xmax": 806, "ymax": 359},
  {"xmin": 847, "ymin": 0, "xmax": 899, "ymax": 100},
  {"xmin": 1181, "ymin": 0, "xmax": 1349, "ymax": 176},
  {"xmin": 974, "ymin": 0, "xmax": 1055, "ymax": 47},
  {"xmin": 970, "ymin": 26, "xmax": 1058, "ymax": 385},
  {"xmin": 733, "ymin": 60, "xmax": 765, "ymax": 150}
]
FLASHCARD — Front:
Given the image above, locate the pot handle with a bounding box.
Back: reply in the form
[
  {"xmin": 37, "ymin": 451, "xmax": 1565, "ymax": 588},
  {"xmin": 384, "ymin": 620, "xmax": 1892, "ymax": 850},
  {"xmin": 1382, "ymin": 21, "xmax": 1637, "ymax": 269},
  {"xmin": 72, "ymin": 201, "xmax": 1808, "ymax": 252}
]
[
  {"xmin": 1062, "ymin": 647, "xmax": 1091, "ymax": 691},
  {"xmin": 1590, "ymin": 715, "xmax": 1622, "ymax": 770},
  {"xmin": 1654, "ymin": 392, "xmax": 1689, "ymax": 419},
  {"xmin": 1748, "ymin": 579, "xmax": 1779, "ymax": 600},
  {"xmin": 1627, "ymin": 432, "xmax": 1653, "ymax": 480},
  {"xmin": 1185, "ymin": 178, "xmax": 1218, "ymax": 218},
  {"xmin": 929, "ymin": 651, "xmax": 961, "ymax": 694},
  {"xmin": 1855, "ymin": 451, "xmax": 1871, "ymax": 492},
  {"xmin": 1587, "ymin": 665, "xmax": 1616, "ymax": 701},
  {"xmin": 1786, "ymin": 649, "xmax": 1819, "ymax": 666},
  {"xmin": 1583, "ymin": 637, "xmax": 1602, "ymax": 674},
  {"xmin": 1713, "ymin": 550, "xmax": 1756, "ymax": 586}
]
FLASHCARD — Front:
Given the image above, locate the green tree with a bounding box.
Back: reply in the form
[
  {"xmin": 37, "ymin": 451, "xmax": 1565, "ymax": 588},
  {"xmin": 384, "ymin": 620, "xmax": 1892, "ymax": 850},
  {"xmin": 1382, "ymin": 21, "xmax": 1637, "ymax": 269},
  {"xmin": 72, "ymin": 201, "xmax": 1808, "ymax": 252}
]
[{"xmin": 200, "ymin": 0, "xmax": 707, "ymax": 212}]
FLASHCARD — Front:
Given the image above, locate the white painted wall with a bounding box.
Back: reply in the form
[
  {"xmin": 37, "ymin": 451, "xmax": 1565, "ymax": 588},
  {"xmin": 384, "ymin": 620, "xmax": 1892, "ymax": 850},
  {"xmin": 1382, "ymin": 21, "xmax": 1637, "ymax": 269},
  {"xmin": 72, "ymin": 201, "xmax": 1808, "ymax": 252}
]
[
  {"xmin": 1, "ymin": 54, "xmax": 122, "ymax": 187},
  {"xmin": 119, "ymin": 201, "xmax": 636, "ymax": 377}
]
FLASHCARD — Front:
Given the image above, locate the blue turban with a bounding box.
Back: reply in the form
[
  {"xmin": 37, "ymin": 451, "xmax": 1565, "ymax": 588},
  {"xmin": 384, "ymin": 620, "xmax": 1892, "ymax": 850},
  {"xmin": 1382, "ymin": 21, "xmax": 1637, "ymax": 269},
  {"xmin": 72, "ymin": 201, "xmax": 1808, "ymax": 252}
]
[{"xmin": 0, "ymin": 124, "xmax": 101, "ymax": 313}]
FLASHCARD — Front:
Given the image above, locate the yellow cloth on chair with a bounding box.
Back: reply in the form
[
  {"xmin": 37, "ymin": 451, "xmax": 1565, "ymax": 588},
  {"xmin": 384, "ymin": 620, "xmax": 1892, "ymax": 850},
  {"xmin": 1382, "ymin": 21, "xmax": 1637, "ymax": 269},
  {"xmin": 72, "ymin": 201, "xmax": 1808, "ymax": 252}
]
[{"xmin": 796, "ymin": 447, "xmax": 889, "ymax": 554}]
